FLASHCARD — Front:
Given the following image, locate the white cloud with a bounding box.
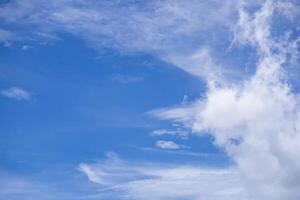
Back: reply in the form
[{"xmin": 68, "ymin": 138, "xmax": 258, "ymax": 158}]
[
  {"xmin": 1, "ymin": 87, "xmax": 31, "ymax": 100},
  {"xmin": 151, "ymin": 128, "xmax": 189, "ymax": 139},
  {"xmin": 137, "ymin": 146, "xmax": 219, "ymax": 158},
  {"xmin": 21, "ymin": 45, "xmax": 31, "ymax": 50},
  {"xmin": 0, "ymin": 0, "xmax": 298, "ymax": 82},
  {"xmin": 151, "ymin": 129, "xmax": 177, "ymax": 136},
  {"xmin": 181, "ymin": 94, "xmax": 189, "ymax": 104},
  {"xmin": 152, "ymin": 1, "xmax": 300, "ymax": 200},
  {"xmin": 79, "ymin": 153, "xmax": 248, "ymax": 200},
  {"xmin": 155, "ymin": 140, "xmax": 184, "ymax": 150},
  {"xmin": 1, "ymin": 1, "xmax": 300, "ymax": 199},
  {"xmin": 162, "ymin": 47, "xmax": 227, "ymax": 83},
  {"xmin": 0, "ymin": 169, "xmax": 102, "ymax": 200},
  {"xmin": 0, "ymin": 0, "xmax": 237, "ymax": 79}
]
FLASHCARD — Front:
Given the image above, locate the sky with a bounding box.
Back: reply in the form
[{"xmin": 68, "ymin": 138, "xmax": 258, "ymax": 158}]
[{"xmin": 0, "ymin": 0, "xmax": 300, "ymax": 199}]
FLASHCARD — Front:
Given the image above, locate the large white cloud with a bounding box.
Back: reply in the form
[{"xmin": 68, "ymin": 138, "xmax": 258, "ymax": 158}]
[{"xmin": 153, "ymin": 1, "xmax": 300, "ymax": 199}]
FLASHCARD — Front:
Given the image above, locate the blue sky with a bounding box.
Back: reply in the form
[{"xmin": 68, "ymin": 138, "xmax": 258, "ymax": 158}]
[{"xmin": 1, "ymin": 0, "xmax": 300, "ymax": 200}]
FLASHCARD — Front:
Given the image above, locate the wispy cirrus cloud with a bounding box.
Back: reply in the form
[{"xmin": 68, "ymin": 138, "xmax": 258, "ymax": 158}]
[
  {"xmin": 1, "ymin": 87, "xmax": 31, "ymax": 100},
  {"xmin": 0, "ymin": 170, "xmax": 59, "ymax": 200},
  {"xmin": 78, "ymin": 153, "xmax": 247, "ymax": 200},
  {"xmin": 0, "ymin": 169, "xmax": 104, "ymax": 200},
  {"xmin": 0, "ymin": 0, "xmax": 238, "ymax": 79},
  {"xmin": 155, "ymin": 140, "xmax": 186, "ymax": 150}
]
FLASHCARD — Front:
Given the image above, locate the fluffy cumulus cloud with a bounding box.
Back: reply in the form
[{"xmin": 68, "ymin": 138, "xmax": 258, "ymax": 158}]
[
  {"xmin": 153, "ymin": 1, "xmax": 300, "ymax": 200},
  {"xmin": 1, "ymin": 87, "xmax": 31, "ymax": 100},
  {"xmin": 79, "ymin": 153, "xmax": 247, "ymax": 200}
]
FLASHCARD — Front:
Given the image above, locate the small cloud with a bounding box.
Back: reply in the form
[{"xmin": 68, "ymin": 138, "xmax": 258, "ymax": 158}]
[
  {"xmin": 151, "ymin": 129, "xmax": 189, "ymax": 139},
  {"xmin": 112, "ymin": 74, "xmax": 144, "ymax": 84},
  {"xmin": 181, "ymin": 94, "xmax": 189, "ymax": 104},
  {"xmin": 1, "ymin": 87, "xmax": 31, "ymax": 100},
  {"xmin": 151, "ymin": 129, "xmax": 177, "ymax": 136},
  {"xmin": 21, "ymin": 45, "xmax": 31, "ymax": 50},
  {"xmin": 155, "ymin": 140, "xmax": 186, "ymax": 150}
]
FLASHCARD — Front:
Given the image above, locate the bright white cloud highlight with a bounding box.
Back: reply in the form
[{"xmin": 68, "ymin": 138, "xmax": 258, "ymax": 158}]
[{"xmin": 1, "ymin": 87, "xmax": 31, "ymax": 100}]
